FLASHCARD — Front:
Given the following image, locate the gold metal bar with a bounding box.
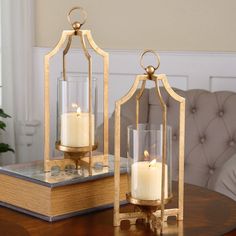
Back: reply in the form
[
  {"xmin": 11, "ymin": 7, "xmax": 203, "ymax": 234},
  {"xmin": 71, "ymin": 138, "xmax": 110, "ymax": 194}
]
[
  {"xmin": 119, "ymin": 212, "xmax": 146, "ymax": 220},
  {"xmin": 118, "ymin": 75, "xmax": 148, "ymax": 106},
  {"xmin": 62, "ymin": 35, "xmax": 72, "ymax": 80},
  {"xmin": 154, "ymin": 208, "xmax": 179, "ymax": 219},
  {"xmin": 136, "ymin": 99, "xmax": 139, "ymax": 129},
  {"xmin": 159, "ymin": 74, "xmax": 185, "ymax": 221},
  {"xmin": 44, "ymin": 55, "xmax": 50, "ymax": 167},
  {"xmin": 117, "ymin": 208, "xmax": 179, "ymax": 227},
  {"xmin": 154, "ymin": 78, "xmax": 167, "ymax": 227},
  {"xmin": 136, "ymin": 80, "xmax": 146, "ymax": 100},
  {"xmin": 89, "ymin": 57, "xmax": 93, "ymax": 173},
  {"xmin": 161, "ymin": 113, "xmax": 167, "ymax": 226},
  {"xmin": 114, "ymin": 102, "xmax": 121, "ymax": 227},
  {"xmin": 178, "ymin": 100, "xmax": 185, "ymax": 220},
  {"xmin": 157, "ymin": 74, "xmax": 185, "ymax": 102},
  {"xmin": 114, "ymin": 75, "xmax": 146, "ymax": 226},
  {"xmin": 85, "ymin": 30, "xmax": 109, "ymax": 165},
  {"xmin": 103, "ymin": 55, "xmax": 109, "ymax": 161},
  {"xmin": 46, "ymin": 30, "xmax": 75, "ymax": 59},
  {"xmin": 136, "ymin": 80, "xmax": 146, "ymax": 128},
  {"xmin": 78, "ymin": 30, "xmax": 92, "ymax": 174},
  {"xmin": 44, "ymin": 30, "xmax": 74, "ymax": 171}
]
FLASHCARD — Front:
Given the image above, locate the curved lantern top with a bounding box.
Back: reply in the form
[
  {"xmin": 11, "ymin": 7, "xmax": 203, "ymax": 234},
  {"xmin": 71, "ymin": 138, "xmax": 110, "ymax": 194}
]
[
  {"xmin": 116, "ymin": 50, "xmax": 184, "ymax": 108},
  {"xmin": 44, "ymin": 7, "xmax": 109, "ymax": 73},
  {"xmin": 44, "ymin": 7, "xmax": 109, "ymax": 172}
]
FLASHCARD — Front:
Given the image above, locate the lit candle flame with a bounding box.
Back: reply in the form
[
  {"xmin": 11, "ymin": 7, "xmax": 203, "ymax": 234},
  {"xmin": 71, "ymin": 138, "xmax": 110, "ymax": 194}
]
[
  {"xmin": 71, "ymin": 103, "xmax": 81, "ymax": 116},
  {"xmin": 144, "ymin": 150, "xmax": 149, "ymax": 161},
  {"xmin": 144, "ymin": 150, "xmax": 157, "ymax": 167}
]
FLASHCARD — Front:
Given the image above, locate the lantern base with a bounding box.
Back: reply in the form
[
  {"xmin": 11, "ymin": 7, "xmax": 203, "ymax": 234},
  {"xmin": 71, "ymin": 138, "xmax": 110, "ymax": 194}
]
[
  {"xmin": 126, "ymin": 193, "xmax": 172, "ymax": 207},
  {"xmin": 114, "ymin": 193, "xmax": 175, "ymax": 233},
  {"xmin": 54, "ymin": 141, "xmax": 99, "ymax": 170},
  {"xmin": 0, "ymin": 155, "xmax": 128, "ymax": 222},
  {"xmin": 55, "ymin": 141, "xmax": 98, "ymax": 154},
  {"xmin": 43, "ymin": 142, "xmax": 107, "ymax": 172}
]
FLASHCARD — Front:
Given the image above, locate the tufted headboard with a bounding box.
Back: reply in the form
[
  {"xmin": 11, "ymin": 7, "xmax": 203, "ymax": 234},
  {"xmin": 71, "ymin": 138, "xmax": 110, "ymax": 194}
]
[
  {"xmin": 148, "ymin": 88, "xmax": 236, "ymax": 189},
  {"xmin": 98, "ymin": 87, "xmax": 236, "ymax": 196}
]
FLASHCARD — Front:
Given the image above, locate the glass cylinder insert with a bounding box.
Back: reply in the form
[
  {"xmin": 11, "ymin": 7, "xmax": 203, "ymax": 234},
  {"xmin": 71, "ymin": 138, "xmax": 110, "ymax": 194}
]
[
  {"xmin": 57, "ymin": 75, "xmax": 97, "ymax": 149},
  {"xmin": 127, "ymin": 123, "xmax": 172, "ymax": 202}
]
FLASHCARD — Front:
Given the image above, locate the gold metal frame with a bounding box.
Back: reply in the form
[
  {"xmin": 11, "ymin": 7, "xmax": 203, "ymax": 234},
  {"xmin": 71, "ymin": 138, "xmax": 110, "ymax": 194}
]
[
  {"xmin": 126, "ymin": 193, "xmax": 173, "ymax": 206},
  {"xmin": 55, "ymin": 141, "xmax": 98, "ymax": 154},
  {"xmin": 44, "ymin": 7, "xmax": 109, "ymax": 171},
  {"xmin": 113, "ymin": 51, "xmax": 185, "ymax": 233}
]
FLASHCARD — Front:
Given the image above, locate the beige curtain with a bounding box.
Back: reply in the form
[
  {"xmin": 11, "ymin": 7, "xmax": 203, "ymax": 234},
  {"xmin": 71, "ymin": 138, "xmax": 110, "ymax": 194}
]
[{"xmin": 0, "ymin": 0, "xmax": 35, "ymax": 165}]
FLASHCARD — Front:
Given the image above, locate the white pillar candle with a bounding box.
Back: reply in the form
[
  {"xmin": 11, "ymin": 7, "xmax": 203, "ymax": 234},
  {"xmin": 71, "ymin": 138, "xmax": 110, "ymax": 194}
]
[
  {"xmin": 60, "ymin": 111, "xmax": 94, "ymax": 147},
  {"xmin": 131, "ymin": 161, "xmax": 168, "ymax": 200}
]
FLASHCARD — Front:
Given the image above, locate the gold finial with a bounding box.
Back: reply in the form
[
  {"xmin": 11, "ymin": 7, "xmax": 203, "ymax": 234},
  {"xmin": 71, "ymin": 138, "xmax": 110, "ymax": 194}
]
[
  {"xmin": 145, "ymin": 65, "xmax": 155, "ymax": 76},
  {"xmin": 67, "ymin": 6, "xmax": 87, "ymax": 30},
  {"xmin": 140, "ymin": 50, "xmax": 160, "ymax": 78}
]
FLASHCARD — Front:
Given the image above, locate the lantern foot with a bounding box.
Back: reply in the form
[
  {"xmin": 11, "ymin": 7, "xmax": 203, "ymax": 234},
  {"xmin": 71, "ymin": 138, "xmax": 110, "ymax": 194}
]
[
  {"xmin": 117, "ymin": 211, "xmax": 163, "ymax": 235},
  {"xmin": 149, "ymin": 213, "xmax": 162, "ymax": 235}
]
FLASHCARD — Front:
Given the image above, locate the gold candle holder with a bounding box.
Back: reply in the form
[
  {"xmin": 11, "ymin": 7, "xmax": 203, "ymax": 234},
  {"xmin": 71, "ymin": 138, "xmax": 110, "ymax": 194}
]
[
  {"xmin": 113, "ymin": 50, "xmax": 185, "ymax": 234},
  {"xmin": 43, "ymin": 7, "xmax": 109, "ymax": 172}
]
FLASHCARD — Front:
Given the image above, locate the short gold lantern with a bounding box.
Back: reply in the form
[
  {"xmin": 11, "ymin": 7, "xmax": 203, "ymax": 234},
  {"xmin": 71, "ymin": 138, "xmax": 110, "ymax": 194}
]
[
  {"xmin": 44, "ymin": 7, "xmax": 109, "ymax": 172},
  {"xmin": 113, "ymin": 50, "xmax": 185, "ymax": 233}
]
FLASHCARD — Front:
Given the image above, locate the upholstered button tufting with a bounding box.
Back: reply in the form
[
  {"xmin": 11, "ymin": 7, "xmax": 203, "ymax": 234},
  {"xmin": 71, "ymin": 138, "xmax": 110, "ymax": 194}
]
[
  {"xmin": 229, "ymin": 140, "xmax": 235, "ymax": 147},
  {"xmin": 200, "ymin": 136, "xmax": 206, "ymax": 144},
  {"xmin": 191, "ymin": 107, "xmax": 197, "ymax": 114},
  {"xmin": 209, "ymin": 169, "xmax": 214, "ymax": 175},
  {"xmin": 218, "ymin": 110, "xmax": 224, "ymax": 117},
  {"xmin": 173, "ymin": 134, "xmax": 177, "ymax": 141}
]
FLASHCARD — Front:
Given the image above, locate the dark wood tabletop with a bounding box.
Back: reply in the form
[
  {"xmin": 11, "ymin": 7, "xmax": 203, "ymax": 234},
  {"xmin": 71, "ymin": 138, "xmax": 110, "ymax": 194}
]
[{"xmin": 0, "ymin": 183, "xmax": 236, "ymax": 236}]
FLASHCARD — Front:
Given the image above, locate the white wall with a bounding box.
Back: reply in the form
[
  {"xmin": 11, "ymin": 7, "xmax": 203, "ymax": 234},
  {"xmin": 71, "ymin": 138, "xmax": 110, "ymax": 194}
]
[
  {"xmin": 29, "ymin": 48, "xmax": 236, "ymax": 163},
  {"xmin": 34, "ymin": 48, "xmax": 236, "ymax": 115}
]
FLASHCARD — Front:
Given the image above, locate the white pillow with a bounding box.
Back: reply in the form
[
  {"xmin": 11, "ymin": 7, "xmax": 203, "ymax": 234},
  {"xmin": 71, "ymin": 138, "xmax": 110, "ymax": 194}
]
[{"xmin": 208, "ymin": 153, "xmax": 236, "ymax": 201}]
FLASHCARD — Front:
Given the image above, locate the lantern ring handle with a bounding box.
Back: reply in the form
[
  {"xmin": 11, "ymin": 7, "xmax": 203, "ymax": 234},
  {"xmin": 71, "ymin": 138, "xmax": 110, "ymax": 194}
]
[
  {"xmin": 67, "ymin": 7, "xmax": 87, "ymax": 29},
  {"xmin": 140, "ymin": 50, "xmax": 160, "ymax": 71}
]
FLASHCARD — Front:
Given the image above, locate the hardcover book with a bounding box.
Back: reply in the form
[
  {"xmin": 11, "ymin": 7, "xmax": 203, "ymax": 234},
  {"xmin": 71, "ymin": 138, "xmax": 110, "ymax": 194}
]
[{"xmin": 0, "ymin": 155, "xmax": 128, "ymax": 222}]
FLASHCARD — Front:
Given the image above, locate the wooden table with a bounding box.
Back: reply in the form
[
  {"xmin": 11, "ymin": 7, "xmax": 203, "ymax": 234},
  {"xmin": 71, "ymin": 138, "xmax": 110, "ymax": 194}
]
[{"xmin": 0, "ymin": 183, "xmax": 236, "ymax": 236}]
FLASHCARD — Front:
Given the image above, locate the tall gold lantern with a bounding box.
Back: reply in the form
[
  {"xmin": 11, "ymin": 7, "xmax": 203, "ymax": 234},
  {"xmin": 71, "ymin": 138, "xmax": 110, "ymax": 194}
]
[
  {"xmin": 113, "ymin": 50, "xmax": 185, "ymax": 233},
  {"xmin": 44, "ymin": 7, "xmax": 109, "ymax": 172}
]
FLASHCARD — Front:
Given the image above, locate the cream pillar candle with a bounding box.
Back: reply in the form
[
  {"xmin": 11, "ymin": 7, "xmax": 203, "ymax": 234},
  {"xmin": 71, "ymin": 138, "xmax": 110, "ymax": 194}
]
[
  {"xmin": 131, "ymin": 160, "xmax": 168, "ymax": 200},
  {"xmin": 60, "ymin": 108, "xmax": 94, "ymax": 147}
]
